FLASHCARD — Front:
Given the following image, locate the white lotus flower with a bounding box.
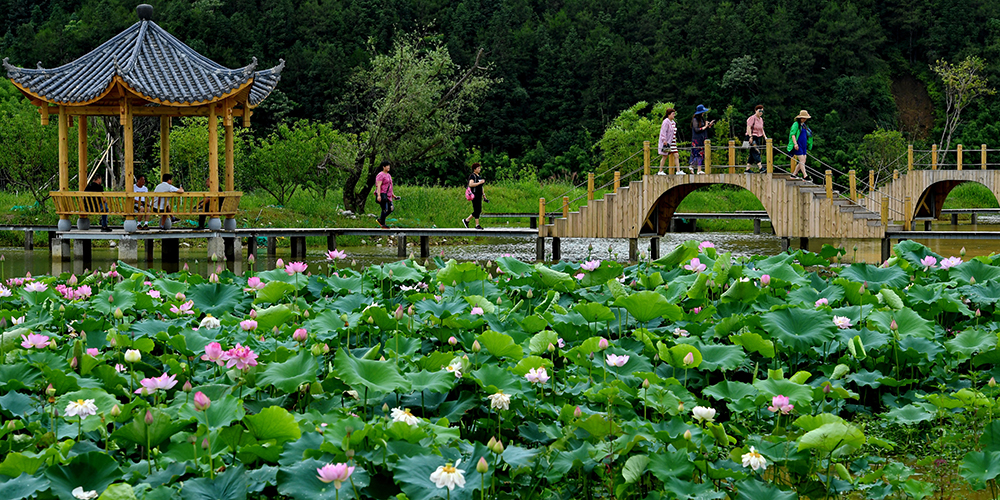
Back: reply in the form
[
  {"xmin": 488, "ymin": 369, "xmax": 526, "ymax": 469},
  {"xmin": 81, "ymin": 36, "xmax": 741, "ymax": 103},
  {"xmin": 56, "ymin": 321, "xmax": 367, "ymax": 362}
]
[
  {"xmin": 72, "ymin": 487, "xmax": 98, "ymax": 500},
  {"xmin": 199, "ymin": 315, "xmax": 221, "ymax": 329},
  {"xmin": 430, "ymin": 460, "xmax": 466, "ymax": 491},
  {"xmin": 64, "ymin": 399, "xmax": 98, "ymax": 420},
  {"xmin": 691, "ymin": 405, "xmax": 716, "ymax": 424},
  {"xmin": 390, "ymin": 407, "xmax": 420, "ymax": 426},
  {"xmin": 487, "ymin": 391, "xmax": 510, "ymax": 411},
  {"xmin": 742, "ymin": 446, "xmax": 767, "ymax": 471}
]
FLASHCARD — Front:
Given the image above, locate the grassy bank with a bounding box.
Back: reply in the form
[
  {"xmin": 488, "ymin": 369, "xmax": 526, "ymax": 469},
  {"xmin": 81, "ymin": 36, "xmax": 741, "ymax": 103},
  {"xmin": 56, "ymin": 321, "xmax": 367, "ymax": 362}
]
[{"xmin": 2, "ymin": 180, "xmax": 997, "ymax": 248}]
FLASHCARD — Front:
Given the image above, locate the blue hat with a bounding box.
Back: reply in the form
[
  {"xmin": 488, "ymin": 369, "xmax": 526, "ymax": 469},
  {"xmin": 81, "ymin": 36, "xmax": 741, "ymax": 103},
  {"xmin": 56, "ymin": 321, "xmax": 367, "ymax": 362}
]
[{"xmin": 695, "ymin": 104, "xmax": 710, "ymax": 114}]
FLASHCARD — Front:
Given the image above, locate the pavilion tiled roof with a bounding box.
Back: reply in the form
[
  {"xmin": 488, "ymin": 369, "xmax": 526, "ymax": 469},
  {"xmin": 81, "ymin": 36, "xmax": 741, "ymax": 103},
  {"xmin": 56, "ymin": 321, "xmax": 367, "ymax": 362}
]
[{"xmin": 3, "ymin": 16, "xmax": 283, "ymax": 107}]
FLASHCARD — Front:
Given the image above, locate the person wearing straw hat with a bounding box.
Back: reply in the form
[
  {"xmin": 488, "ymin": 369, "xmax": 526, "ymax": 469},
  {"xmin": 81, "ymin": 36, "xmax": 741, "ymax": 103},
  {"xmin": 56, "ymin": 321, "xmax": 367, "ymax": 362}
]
[
  {"xmin": 658, "ymin": 108, "xmax": 680, "ymax": 175},
  {"xmin": 787, "ymin": 109, "xmax": 813, "ymax": 179},
  {"xmin": 690, "ymin": 104, "xmax": 715, "ymax": 174}
]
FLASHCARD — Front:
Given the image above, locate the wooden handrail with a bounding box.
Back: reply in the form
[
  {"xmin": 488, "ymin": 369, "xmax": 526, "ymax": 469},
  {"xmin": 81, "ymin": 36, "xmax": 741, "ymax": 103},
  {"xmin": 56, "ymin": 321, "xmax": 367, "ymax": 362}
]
[{"xmin": 50, "ymin": 190, "xmax": 241, "ymax": 218}]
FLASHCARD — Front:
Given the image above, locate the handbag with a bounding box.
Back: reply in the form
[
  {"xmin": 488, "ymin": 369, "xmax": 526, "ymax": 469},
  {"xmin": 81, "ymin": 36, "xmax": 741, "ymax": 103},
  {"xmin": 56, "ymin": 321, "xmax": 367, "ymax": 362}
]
[{"xmin": 465, "ymin": 187, "xmax": 475, "ymax": 201}]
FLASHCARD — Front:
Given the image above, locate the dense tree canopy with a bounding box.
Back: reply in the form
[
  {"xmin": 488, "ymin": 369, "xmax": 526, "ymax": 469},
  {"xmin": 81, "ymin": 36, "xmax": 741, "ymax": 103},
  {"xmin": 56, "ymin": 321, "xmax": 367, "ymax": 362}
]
[{"xmin": 0, "ymin": 0, "xmax": 998, "ymax": 189}]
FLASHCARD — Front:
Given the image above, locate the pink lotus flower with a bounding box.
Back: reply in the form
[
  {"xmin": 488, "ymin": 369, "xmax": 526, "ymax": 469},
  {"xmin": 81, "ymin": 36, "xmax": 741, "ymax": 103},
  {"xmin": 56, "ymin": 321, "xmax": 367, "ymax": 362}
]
[
  {"xmin": 815, "ymin": 298, "xmax": 829, "ymax": 307},
  {"xmin": 24, "ymin": 281, "xmax": 47, "ymax": 293},
  {"xmin": 684, "ymin": 258, "xmax": 707, "ymax": 273},
  {"xmin": 606, "ymin": 353, "xmax": 630, "ymax": 367},
  {"xmin": 222, "ymin": 343, "xmax": 259, "ymax": 370},
  {"xmin": 20, "ymin": 333, "xmax": 50, "ymax": 349},
  {"xmin": 833, "ymin": 316, "xmax": 852, "ymax": 329},
  {"xmin": 0, "ymin": 286, "xmax": 11, "ymax": 297},
  {"xmin": 557, "ymin": 338, "xmax": 565, "ymax": 348},
  {"xmin": 86, "ymin": 348, "xmax": 99, "ymax": 357},
  {"xmin": 76, "ymin": 285, "xmax": 92, "ymax": 299},
  {"xmin": 293, "ymin": 328, "xmax": 308, "ymax": 342},
  {"xmin": 768, "ymin": 395, "xmax": 794, "ymax": 414},
  {"xmin": 201, "ymin": 342, "xmax": 225, "ymax": 365},
  {"xmin": 316, "ymin": 463, "xmax": 355, "ymax": 490},
  {"xmin": 175, "ymin": 292, "xmax": 185, "ymax": 301},
  {"xmin": 240, "ymin": 319, "xmax": 258, "ymax": 331},
  {"xmin": 275, "ymin": 258, "xmax": 285, "ymax": 269},
  {"xmin": 580, "ymin": 260, "xmax": 601, "ymax": 272},
  {"xmin": 470, "ymin": 306, "xmax": 484, "ymax": 315},
  {"xmin": 134, "ymin": 372, "xmax": 178, "ymax": 395},
  {"xmin": 170, "ymin": 300, "xmax": 195, "ymax": 315},
  {"xmin": 285, "ymin": 261, "xmax": 308, "ymax": 275},
  {"xmin": 525, "ymin": 367, "xmax": 550, "ymax": 384},
  {"xmin": 760, "ymin": 274, "xmax": 771, "ymax": 286},
  {"xmin": 67, "ymin": 274, "xmax": 78, "ymax": 286},
  {"xmin": 691, "ymin": 307, "xmax": 702, "ymax": 314},
  {"xmin": 243, "ymin": 276, "xmax": 267, "ymax": 292},
  {"xmin": 193, "ymin": 391, "xmax": 211, "ymax": 411},
  {"xmin": 920, "ymin": 255, "xmax": 937, "ymax": 268},
  {"xmin": 575, "ymin": 273, "xmax": 585, "ymax": 280},
  {"xmin": 326, "ymin": 250, "xmax": 347, "ymax": 260},
  {"xmin": 940, "ymin": 256, "xmax": 962, "ymax": 270},
  {"xmin": 698, "ymin": 241, "xmax": 715, "ymax": 252}
]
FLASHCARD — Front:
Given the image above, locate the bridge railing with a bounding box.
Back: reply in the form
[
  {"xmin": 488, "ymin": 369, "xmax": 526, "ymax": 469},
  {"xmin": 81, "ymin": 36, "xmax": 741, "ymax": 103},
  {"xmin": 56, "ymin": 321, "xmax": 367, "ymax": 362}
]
[{"xmin": 907, "ymin": 144, "xmax": 1000, "ymax": 170}]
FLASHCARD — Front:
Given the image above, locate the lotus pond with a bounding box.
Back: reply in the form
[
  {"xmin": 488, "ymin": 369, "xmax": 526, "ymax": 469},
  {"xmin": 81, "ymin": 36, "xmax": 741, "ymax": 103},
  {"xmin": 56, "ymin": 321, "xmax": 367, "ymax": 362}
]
[{"xmin": 3, "ymin": 240, "xmax": 1000, "ymax": 500}]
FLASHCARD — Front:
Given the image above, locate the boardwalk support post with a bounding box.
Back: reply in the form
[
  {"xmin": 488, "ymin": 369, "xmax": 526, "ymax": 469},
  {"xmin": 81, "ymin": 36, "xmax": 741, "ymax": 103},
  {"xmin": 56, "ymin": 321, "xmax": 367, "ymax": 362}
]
[
  {"xmin": 613, "ymin": 171, "xmax": 620, "ymax": 191},
  {"xmin": 552, "ymin": 237, "xmax": 561, "ymax": 262},
  {"xmin": 145, "ymin": 239, "xmax": 154, "ymax": 261},
  {"xmin": 118, "ymin": 237, "xmax": 137, "ymax": 262},
  {"xmin": 396, "ymin": 235, "xmax": 406, "ymax": 258},
  {"xmin": 983, "ymin": 144, "xmax": 988, "ymax": 170},
  {"xmin": 649, "ymin": 237, "xmax": 660, "ymax": 260},
  {"xmin": 753, "ymin": 219, "xmax": 761, "ymax": 234},
  {"xmin": 881, "ymin": 197, "xmax": 889, "ymax": 227},
  {"xmin": 931, "ymin": 144, "xmax": 938, "ymax": 170},
  {"xmin": 705, "ymin": 139, "xmax": 712, "ymax": 174},
  {"xmin": 246, "ymin": 236, "xmax": 257, "ymax": 257},
  {"xmin": 904, "ymin": 196, "xmax": 913, "ymax": 231},
  {"xmin": 780, "ymin": 237, "xmax": 790, "ymax": 252},
  {"xmin": 587, "ymin": 174, "xmax": 594, "ymax": 202},
  {"xmin": 267, "ymin": 236, "xmax": 276, "ymax": 257},
  {"xmin": 420, "ymin": 236, "xmax": 429, "ymax": 259},
  {"xmin": 958, "ymin": 144, "xmax": 963, "ymax": 170},
  {"xmin": 162, "ymin": 239, "xmax": 179, "ymax": 264},
  {"xmin": 535, "ymin": 237, "xmax": 544, "ymax": 262},
  {"xmin": 908, "ymin": 144, "xmax": 913, "ymax": 172},
  {"xmin": 881, "ymin": 237, "xmax": 891, "ymax": 263},
  {"xmin": 766, "ymin": 138, "xmax": 773, "ymax": 174},
  {"xmin": 728, "ymin": 140, "xmax": 736, "ymax": 174},
  {"xmin": 562, "ymin": 197, "xmax": 569, "ymax": 218},
  {"xmin": 849, "ymin": 170, "xmax": 857, "ymax": 202},
  {"xmin": 538, "ymin": 198, "xmax": 545, "ymax": 236},
  {"xmin": 628, "ymin": 238, "xmax": 638, "ymax": 263},
  {"xmin": 24, "ymin": 230, "xmax": 33, "ymax": 251},
  {"xmin": 643, "ymin": 141, "xmax": 651, "ymax": 176},
  {"xmin": 825, "ymin": 170, "xmax": 833, "ymax": 199},
  {"xmin": 327, "ymin": 234, "xmax": 336, "ymax": 251}
]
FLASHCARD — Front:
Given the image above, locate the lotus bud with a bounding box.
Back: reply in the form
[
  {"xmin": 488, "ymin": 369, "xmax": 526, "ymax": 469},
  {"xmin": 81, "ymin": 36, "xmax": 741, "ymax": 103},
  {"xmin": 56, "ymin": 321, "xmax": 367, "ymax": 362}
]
[
  {"xmin": 59, "ymin": 304, "xmax": 66, "ymax": 313},
  {"xmin": 303, "ymin": 310, "xmax": 310, "ymax": 318},
  {"xmin": 293, "ymin": 328, "xmax": 308, "ymax": 342},
  {"xmin": 211, "ymin": 253, "xmax": 219, "ymax": 262},
  {"xmin": 109, "ymin": 294, "xmax": 115, "ymax": 303},
  {"xmin": 272, "ymin": 326, "xmax": 279, "ymax": 336},
  {"xmin": 46, "ymin": 384, "xmax": 56, "ymax": 397},
  {"xmin": 248, "ymin": 253, "xmax": 255, "ymax": 264},
  {"xmin": 448, "ymin": 336, "xmax": 458, "ymax": 346},
  {"xmin": 488, "ymin": 274, "xmax": 494, "ymax": 280},
  {"xmin": 382, "ymin": 403, "xmax": 390, "ymax": 413},
  {"xmin": 1, "ymin": 255, "xmax": 5, "ymax": 261},
  {"xmin": 477, "ymin": 457, "xmax": 489, "ymax": 473},
  {"xmin": 193, "ymin": 391, "xmax": 211, "ymax": 411},
  {"xmin": 183, "ymin": 263, "xmax": 189, "ymax": 272},
  {"xmin": 574, "ymin": 406, "xmax": 582, "ymax": 418},
  {"xmin": 991, "ymin": 377, "xmax": 998, "ymax": 388},
  {"xmin": 182, "ymin": 380, "xmax": 193, "ymax": 392},
  {"xmin": 493, "ymin": 439, "xmax": 505, "ymax": 454},
  {"xmin": 961, "ymin": 247, "xmax": 967, "ymax": 256},
  {"xmin": 209, "ymin": 273, "xmax": 219, "ymax": 283},
  {"xmin": 379, "ymin": 356, "xmax": 386, "ymax": 361},
  {"xmin": 527, "ymin": 290, "xmax": 533, "ymax": 299},
  {"xmin": 760, "ymin": 274, "xmax": 770, "ymax": 286},
  {"xmin": 145, "ymin": 409, "xmax": 154, "ymax": 425},
  {"xmin": 683, "ymin": 352, "xmax": 694, "ymax": 365},
  {"xmin": 68, "ymin": 274, "xmax": 78, "ymax": 286},
  {"xmin": 276, "ymin": 258, "xmax": 284, "ymax": 268},
  {"xmin": 202, "ymin": 438, "xmax": 210, "ymax": 450},
  {"xmin": 124, "ymin": 349, "xmax": 141, "ymax": 363},
  {"xmin": 69, "ymin": 357, "xmax": 78, "ymax": 369},
  {"xmin": 108, "ymin": 335, "xmax": 117, "ymax": 347},
  {"xmin": 299, "ymin": 383, "xmax": 309, "ymax": 394},
  {"xmin": 684, "ymin": 429, "xmax": 692, "ymax": 440},
  {"xmin": 395, "ymin": 305, "xmax": 404, "ymax": 320},
  {"xmin": 351, "ymin": 259, "xmax": 357, "ymax": 266},
  {"xmin": 598, "ymin": 338, "xmax": 609, "ymax": 350},
  {"xmin": 823, "ymin": 383, "xmax": 832, "ymax": 394},
  {"xmin": 859, "ymin": 282, "xmax": 867, "ymax": 295},
  {"xmin": 497, "ymin": 296, "xmax": 503, "ymax": 305},
  {"xmin": 114, "ymin": 308, "xmax": 124, "ymax": 319},
  {"xmin": 110, "ymin": 404, "xmax": 121, "ymax": 417},
  {"xmin": 487, "ymin": 436, "xmax": 497, "ymax": 450},
  {"xmin": 547, "ymin": 343, "xmax": 555, "ymax": 352},
  {"xmin": 322, "ymin": 343, "xmax": 330, "ymax": 354},
  {"xmin": 472, "ymin": 340, "xmax": 481, "ymax": 352},
  {"xmin": 249, "ymin": 309, "xmax": 257, "ymax": 319},
  {"xmin": 366, "ymin": 316, "xmax": 374, "ymax": 324},
  {"xmin": 890, "ymin": 319, "xmax": 898, "ymax": 331},
  {"xmin": 677, "ymin": 401, "xmax": 684, "ymax": 413},
  {"xmin": 176, "ymin": 292, "xmax": 185, "ymax": 301},
  {"xmin": 311, "ymin": 344, "xmax": 324, "ymax": 356},
  {"xmin": 977, "ymin": 309, "xmax": 982, "ymax": 317},
  {"xmin": 388, "ymin": 269, "xmax": 393, "ymax": 279},
  {"xmin": 971, "ymin": 277, "xmax": 977, "ymax": 284},
  {"xmin": 439, "ymin": 283, "xmax": 446, "ymax": 293},
  {"xmin": 49, "ymin": 338, "xmax": 58, "ymax": 349},
  {"xmin": 642, "ymin": 379, "xmax": 650, "ymax": 389},
  {"xmin": 408, "ymin": 305, "xmax": 414, "ymax": 316}
]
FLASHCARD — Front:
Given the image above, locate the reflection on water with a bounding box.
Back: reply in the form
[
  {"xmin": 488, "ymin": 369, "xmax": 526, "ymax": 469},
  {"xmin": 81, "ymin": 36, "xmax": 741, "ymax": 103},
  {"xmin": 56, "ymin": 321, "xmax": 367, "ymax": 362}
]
[{"xmin": 2, "ymin": 220, "xmax": 999, "ymax": 277}]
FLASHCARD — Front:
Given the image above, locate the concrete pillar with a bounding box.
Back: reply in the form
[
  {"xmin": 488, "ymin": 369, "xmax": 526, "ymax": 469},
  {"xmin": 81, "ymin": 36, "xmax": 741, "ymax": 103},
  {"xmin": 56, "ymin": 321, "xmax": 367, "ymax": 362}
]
[
  {"xmin": 753, "ymin": 219, "xmax": 761, "ymax": 235},
  {"xmin": 397, "ymin": 235, "xmax": 407, "ymax": 258},
  {"xmin": 267, "ymin": 237, "xmax": 277, "ymax": 257},
  {"xmin": 649, "ymin": 237, "xmax": 660, "ymax": 260},
  {"xmin": 24, "ymin": 230, "xmax": 33, "ymax": 251},
  {"xmin": 799, "ymin": 237, "xmax": 809, "ymax": 251},
  {"xmin": 207, "ymin": 237, "xmax": 225, "ymax": 261},
  {"xmin": 118, "ymin": 237, "xmax": 138, "ymax": 262},
  {"xmin": 535, "ymin": 237, "xmax": 545, "ymax": 262},
  {"xmin": 780, "ymin": 237, "xmax": 791, "ymax": 252},
  {"xmin": 628, "ymin": 238, "xmax": 638, "ymax": 263},
  {"xmin": 552, "ymin": 237, "xmax": 561, "ymax": 262},
  {"xmin": 972, "ymin": 213, "xmax": 978, "ymax": 224},
  {"xmin": 880, "ymin": 238, "xmax": 891, "ymax": 263},
  {"xmin": 924, "ymin": 220, "xmax": 932, "ymax": 231},
  {"xmin": 669, "ymin": 218, "xmax": 676, "ymax": 233},
  {"xmin": 327, "ymin": 234, "xmax": 336, "ymax": 251},
  {"xmin": 290, "ymin": 237, "xmax": 306, "ymax": 258},
  {"xmin": 73, "ymin": 240, "xmax": 92, "ymax": 261},
  {"xmin": 52, "ymin": 237, "xmax": 71, "ymax": 262},
  {"xmin": 529, "ymin": 217, "xmax": 537, "ymax": 229},
  {"xmin": 247, "ymin": 236, "xmax": 257, "ymax": 257},
  {"xmin": 420, "ymin": 236, "xmax": 429, "ymax": 259},
  {"xmin": 144, "ymin": 240, "xmax": 154, "ymax": 261},
  {"xmin": 224, "ymin": 237, "xmax": 235, "ymax": 261},
  {"xmin": 229, "ymin": 237, "xmax": 242, "ymax": 264},
  {"xmin": 951, "ymin": 213, "xmax": 958, "ymax": 225}
]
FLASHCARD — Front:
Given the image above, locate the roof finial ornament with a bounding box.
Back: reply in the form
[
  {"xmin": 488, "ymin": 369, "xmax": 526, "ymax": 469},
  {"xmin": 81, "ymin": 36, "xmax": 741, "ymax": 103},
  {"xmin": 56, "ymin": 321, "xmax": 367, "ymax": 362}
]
[{"xmin": 137, "ymin": 4, "xmax": 153, "ymax": 21}]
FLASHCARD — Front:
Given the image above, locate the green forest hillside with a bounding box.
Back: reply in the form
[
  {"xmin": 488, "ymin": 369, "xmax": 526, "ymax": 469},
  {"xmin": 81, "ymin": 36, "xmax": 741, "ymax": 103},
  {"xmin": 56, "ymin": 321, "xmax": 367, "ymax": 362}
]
[{"xmin": 0, "ymin": 0, "xmax": 998, "ymax": 206}]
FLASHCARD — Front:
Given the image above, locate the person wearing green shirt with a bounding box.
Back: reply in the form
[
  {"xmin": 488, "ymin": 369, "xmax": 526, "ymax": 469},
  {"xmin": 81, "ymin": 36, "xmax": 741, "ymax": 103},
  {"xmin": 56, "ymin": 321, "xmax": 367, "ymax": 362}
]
[{"xmin": 787, "ymin": 110, "xmax": 813, "ymax": 180}]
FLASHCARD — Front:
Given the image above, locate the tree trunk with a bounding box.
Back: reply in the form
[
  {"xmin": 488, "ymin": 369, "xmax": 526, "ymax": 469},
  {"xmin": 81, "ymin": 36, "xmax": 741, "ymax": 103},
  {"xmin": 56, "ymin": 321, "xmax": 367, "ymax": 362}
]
[{"xmin": 342, "ymin": 155, "xmax": 378, "ymax": 214}]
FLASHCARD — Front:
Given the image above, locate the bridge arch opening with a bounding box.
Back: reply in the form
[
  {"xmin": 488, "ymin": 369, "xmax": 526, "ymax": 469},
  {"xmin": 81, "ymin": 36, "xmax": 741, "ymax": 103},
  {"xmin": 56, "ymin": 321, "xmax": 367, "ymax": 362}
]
[
  {"xmin": 642, "ymin": 183, "xmax": 770, "ymax": 236},
  {"xmin": 914, "ymin": 180, "xmax": 1000, "ymax": 221}
]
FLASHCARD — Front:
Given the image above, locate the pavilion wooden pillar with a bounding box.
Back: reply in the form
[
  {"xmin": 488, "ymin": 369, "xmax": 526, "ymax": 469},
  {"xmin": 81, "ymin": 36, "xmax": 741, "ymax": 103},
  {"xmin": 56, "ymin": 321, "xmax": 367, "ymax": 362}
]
[
  {"xmin": 78, "ymin": 116, "xmax": 88, "ymax": 191},
  {"xmin": 225, "ymin": 102, "xmax": 235, "ymax": 192},
  {"xmin": 208, "ymin": 103, "xmax": 221, "ymax": 228},
  {"xmin": 122, "ymin": 99, "xmax": 135, "ymax": 230},
  {"xmin": 58, "ymin": 106, "xmax": 69, "ymax": 191},
  {"xmin": 160, "ymin": 116, "xmax": 171, "ymax": 176}
]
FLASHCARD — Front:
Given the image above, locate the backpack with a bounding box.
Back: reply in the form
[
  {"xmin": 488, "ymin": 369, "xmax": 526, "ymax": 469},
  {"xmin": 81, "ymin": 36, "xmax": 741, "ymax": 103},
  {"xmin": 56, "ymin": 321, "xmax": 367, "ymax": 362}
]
[{"xmin": 465, "ymin": 187, "xmax": 475, "ymax": 201}]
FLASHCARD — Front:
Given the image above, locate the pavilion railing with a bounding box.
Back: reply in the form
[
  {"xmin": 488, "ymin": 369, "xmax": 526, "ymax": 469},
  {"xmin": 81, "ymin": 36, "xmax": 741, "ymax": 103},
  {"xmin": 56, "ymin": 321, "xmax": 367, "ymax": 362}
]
[{"xmin": 50, "ymin": 191, "xmax": 241, "ymax": 219}]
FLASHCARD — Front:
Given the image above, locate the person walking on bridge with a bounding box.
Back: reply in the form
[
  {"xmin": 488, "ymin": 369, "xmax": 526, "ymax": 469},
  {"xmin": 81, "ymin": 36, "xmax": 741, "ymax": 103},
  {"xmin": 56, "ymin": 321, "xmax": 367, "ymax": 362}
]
[
  {"xmin": 745, "ymin": 105, "xmax": 767, "ymax": 172},
  {"xmin": 374, "ymin": 160, "xmax": 399, "ymax": 229},
  {"xmin": 462, "ymin": 162, "xmax": 488, "ymax": 230},
  {"xmin": 787, "ymin": 110, "xmax": 813, "ymax": 180},
  {"xmin": 690, "ymin": 105, "xmax": 714, "ymax": 174},
  {"xmin": 658, "ymin": 108, "xmax": 680, "ymax": 175}
]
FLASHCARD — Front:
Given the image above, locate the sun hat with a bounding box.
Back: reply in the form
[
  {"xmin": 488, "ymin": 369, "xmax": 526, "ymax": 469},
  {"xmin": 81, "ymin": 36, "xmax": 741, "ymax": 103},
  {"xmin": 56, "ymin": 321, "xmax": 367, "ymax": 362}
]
[
  {"xmin": 695, "ymin": 104, "xmax": 710, "ymax": 115},
  {"xmin": 795, "ymin": 109, "xmax": 812, "ymax": 120}
]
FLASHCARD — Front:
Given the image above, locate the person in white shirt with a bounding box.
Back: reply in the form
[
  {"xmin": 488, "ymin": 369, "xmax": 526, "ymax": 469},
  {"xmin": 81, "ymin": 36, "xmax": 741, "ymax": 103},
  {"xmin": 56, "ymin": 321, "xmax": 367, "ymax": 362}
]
[
  {"xmin": 153, "ymin": 173, "xmax": 184, "ymax": 229},
  {"xmin": 133, "ymin": 175, "xmax": 149, "ymax": 229}
]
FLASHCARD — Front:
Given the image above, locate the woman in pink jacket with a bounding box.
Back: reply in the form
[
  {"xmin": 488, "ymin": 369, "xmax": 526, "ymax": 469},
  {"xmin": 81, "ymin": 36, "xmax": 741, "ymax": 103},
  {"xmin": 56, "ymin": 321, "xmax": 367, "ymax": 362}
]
[{"xmin": 658, "ymin": 108, "xmax": 680, "ymax": 175}]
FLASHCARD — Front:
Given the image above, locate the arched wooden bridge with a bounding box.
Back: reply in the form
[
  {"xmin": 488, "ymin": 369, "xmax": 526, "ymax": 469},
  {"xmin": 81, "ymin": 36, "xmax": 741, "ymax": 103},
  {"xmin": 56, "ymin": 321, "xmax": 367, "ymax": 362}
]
[{"xmin": 538, "ymin": 169, "xmax": 1000, "ymax": 241}]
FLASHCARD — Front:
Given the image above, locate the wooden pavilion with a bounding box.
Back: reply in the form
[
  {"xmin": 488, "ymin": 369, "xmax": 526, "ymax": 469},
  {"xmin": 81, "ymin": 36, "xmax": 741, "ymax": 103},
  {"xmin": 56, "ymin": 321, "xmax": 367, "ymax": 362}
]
[{"xmin": 3, "ymin": 4, "xmax": 283, "ymax": 232}]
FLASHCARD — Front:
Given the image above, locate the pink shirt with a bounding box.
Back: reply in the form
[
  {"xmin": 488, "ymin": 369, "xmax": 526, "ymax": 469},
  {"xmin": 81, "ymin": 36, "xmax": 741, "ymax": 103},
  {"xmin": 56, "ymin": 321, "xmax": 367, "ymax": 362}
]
[
  {"xmin": 375, "ymin": 171, "xmax": 394, "ymax": 199},
  {"xmin": 746, "ymin": 114, "xmax": 766, "ymax": 138},
  {"xmin": 658, "ymin": 118, "xmax": 677, "ymax": 155}
]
